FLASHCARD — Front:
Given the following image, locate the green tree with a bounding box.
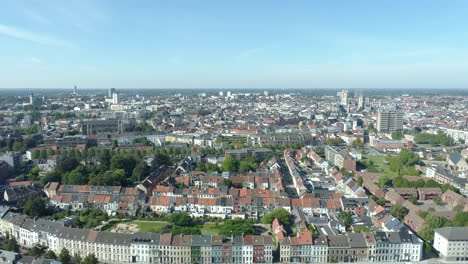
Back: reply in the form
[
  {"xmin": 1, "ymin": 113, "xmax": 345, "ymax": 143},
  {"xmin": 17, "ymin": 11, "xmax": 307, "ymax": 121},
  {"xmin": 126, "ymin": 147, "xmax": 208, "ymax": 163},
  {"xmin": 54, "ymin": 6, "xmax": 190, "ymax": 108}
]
[
  {"xmin": 168, "ymin": 212, "xmax": 193, "ymax": 227},
  {"xmin": 376, "ymin": 198, "xmax": 388, "ymax": 206},
  {"xmin": 221, "ymin": 156, "xmax": 239, "ymax": 172},
  {"xmin": 29, "ymin": 244, "xmax": 47, "ymax": 258},
  {"xmin": 82, "ymin": 254, "xmax": 99, "ymax": 264},
  {"xmin": 414, "ymin": 133, "xmax": 452, "ymax": 146},
  {"xmin": 43, "ymin": 250, "xmax": 57, "ymax": 260},
  {"xmin": 28, "ymin": 167, "xmax": 40, "ymax": 180},
  {"xmin": 72, "ymin": 253, "xmax": 82, "ymax": 264},
  {"xmin": 351, "ymin": 140, "xmax": 364, "ymax": 149},
  {"xmin": 110, "ymin": 154, "xmax": 137, "ymax": 177},
  {"xmin": 132, "ymin": 161, "xmax": 150, "ymax": 182},
  {"xmin": 32, "ymin": 149, "xmax": 41, "ymax": 159},
  {"xmin": 390, "ymin": 204, "xmax": 409, "ymax": 221},
  {"xmin": 222, "ymin": 179, "xmax": 233, "ymax": 188},
  {"xmin": 65, "ymin": 166, "xmax": 89, "ymax": 185},
  {"xmin": 262, "ymin": 208, "xmax": 293, "ymax": 227},
  {"xmin": 433, "ymin": 196, "xmax": 443, "ymax": 205},
  {"xmin": 57, "ymin": 158, "xmax": 79, "ymax": 173},
  {"xmin": 220, "ymin": 219, "xmax": 256, "ymax": 236},
  {"xmin": 377, "ymin": 175, "xmax": 391, "ymax": 188},
  {"xmin": 388, "ymin": 149, "xmax": 420, "ymax": 176},
  {"xmin": 391, "ymin": 131, "xmax": 404, "ymax": 140},
  {"xmin": 357, "ymin": 176, "xmax": 363, "ymax": 186},
  {"xmin": 3, "ymin": 238, "xmax": 19, "ymax": 252},
  {"xmin": 41, "ymin": 171, "xmax": 62, "ymax": 185},
  {"xmin": 408, "ymin": 196, "xmax": 418, "ymax": 204},
  {"xmin": 419, "ymin": 214, "xmax": 447, "ymax": 241},
  {"xmin": 238, "ymin": 156, "xmax": 258, "ymax": 172},
  {"xmin": 58, "ymin": 248, "xmax": 72, "ymax": 264},
  {"xmin": 326, "ymin": 138, "xmax": 344, "ymax": 146},
  {"xmin": 337, "ymin": 211, "xmax": 353, "ymax": 227},
  {"xmin": 22, "ymin": 196, "xmax": 49, "ymax": 217},
  {"xmin": 171, "ymin": 226, "xmax": 202, "ymax": 235},
  {"xmin": 447, "ymin": 211, "xmax": 468, "ymax": 227},
  {"xmin": 151, "ymin": 153, "xmax": 172, "ymax": 169}
]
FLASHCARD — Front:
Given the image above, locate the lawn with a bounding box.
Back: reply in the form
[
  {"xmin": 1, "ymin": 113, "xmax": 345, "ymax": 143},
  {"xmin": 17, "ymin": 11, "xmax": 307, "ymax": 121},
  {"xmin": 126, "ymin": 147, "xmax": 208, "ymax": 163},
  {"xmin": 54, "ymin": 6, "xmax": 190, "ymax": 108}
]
[
  {"xmin": 104, "ymin": 220, "xmax": 222, "ymax": 235},
  {"xmin": 101, "ymin": 220, "xmax": 128, "ymax": 231},
  {"xmin": 199, "ymin": 223, "xmax": 222, "ymax": 235},
  {"xmin": 134, "ymin": 221, "xmax": 171, "ymax": 233},
  {"xmin": 363, "ymin": 155, "xmax": 397, "ymax": 177}
]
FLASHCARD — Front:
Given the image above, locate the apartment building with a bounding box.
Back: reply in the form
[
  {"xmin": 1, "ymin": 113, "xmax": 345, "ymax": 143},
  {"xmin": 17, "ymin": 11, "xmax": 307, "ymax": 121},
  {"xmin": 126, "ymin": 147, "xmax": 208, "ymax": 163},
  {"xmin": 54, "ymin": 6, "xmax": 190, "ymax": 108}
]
[
  {"xmin": 325, "ymin": 146, "xmax": 356, "ymax": 172},
  {"xmin": 377, "ymin": 109, "xmax": 403, "ymax": 133},
  {"xmin": 0, "ymin": 214, "xmax": 274, "ymax": 264},
  {"xmin": 433, "ymin": 227, "xmax": 468, "ymax": 262}
]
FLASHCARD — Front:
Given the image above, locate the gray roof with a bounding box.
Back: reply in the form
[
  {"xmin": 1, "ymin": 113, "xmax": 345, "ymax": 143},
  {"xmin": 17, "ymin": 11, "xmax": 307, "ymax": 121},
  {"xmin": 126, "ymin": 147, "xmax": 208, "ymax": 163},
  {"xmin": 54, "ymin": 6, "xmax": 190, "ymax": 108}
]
[
  {"xmin": 347, "ymin": 233, "xmax": 367, "ymax": 248},
  {"xmin": 328, "ymin": 235, "xmax": 350, "ymax": 247},
  {"xmin": 132, "ymin": 232, "xmax": 161, "ymax": 244},
  {"xmin": 435, "ymin": 227, "xmax": 468, "ymax": 241},
  {"xmin": 0, "ymin": 249, "xmax": 19, "ymax": 264},
  {"xmin": 449, "ymin": 152, "xmax": 462, "ymax": 164},
  {"xmin": 191, "ymin": 235, "xmax": 212, "ymax": 246}
]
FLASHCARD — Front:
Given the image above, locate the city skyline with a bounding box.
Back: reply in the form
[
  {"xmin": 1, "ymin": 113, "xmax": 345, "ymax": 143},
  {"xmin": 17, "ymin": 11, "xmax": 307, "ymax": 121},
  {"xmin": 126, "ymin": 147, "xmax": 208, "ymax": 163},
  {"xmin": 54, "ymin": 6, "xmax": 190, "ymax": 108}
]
[{"xmin": 1, "ymin": 0, "xmax": 468, "ymax": 89}]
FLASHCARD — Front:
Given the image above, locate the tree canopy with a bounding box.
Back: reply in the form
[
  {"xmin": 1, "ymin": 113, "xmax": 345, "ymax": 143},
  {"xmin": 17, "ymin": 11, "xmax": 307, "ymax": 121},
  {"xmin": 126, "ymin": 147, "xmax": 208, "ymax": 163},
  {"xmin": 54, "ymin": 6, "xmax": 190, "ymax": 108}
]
[
  {"xmin": 390, "ymin": 204, "xmax": 409, "ymax": 221},
  {"xmin": 262, "ymin": 208, "xmax": 293, "ymax": 227},
  {"xmin": 388, "ymin": 149, "xmax": 420, "ymax": 176},
  {"xmin": 22, "ymin": 197, "xmax": 49, "ymax": 218},
  {"xmin": 219, "ymin": 219, "xmax": 256, "ymax": 236},
  {"xmin": 414, "ymin": 133, "xmax": 452, "ymax": 146}
]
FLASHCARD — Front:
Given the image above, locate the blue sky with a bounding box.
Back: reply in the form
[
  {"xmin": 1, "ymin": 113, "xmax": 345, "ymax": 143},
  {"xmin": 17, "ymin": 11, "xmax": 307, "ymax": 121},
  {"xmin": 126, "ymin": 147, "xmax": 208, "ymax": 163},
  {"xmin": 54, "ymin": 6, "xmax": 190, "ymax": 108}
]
[{"xmin": 1, "ymin": 0, "xmax": 468, "ymax": 89}]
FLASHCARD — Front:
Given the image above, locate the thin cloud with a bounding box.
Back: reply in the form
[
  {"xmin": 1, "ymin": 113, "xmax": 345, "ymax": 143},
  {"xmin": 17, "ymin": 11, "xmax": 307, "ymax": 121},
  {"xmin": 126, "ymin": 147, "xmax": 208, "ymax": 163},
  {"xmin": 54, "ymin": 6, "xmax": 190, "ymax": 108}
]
[
  {"xmin": 30, "ymin": 57, "xmax": 42, "ymax": 64},
  {"xmin": 0, "ymin": 24, "xmax": 74, "ymax": 47}
]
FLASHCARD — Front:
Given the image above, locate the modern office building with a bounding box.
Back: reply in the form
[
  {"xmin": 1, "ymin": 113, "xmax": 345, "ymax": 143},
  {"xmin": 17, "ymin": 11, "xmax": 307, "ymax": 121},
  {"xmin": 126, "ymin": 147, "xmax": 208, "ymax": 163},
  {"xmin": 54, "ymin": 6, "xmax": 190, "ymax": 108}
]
[
  {"xmin": 81, "ymin": 119, "xmax": 124, "ymax": 135},
  {"xmin": 109, "ymin": 87, "xmax": 116, "ymax": 98}
]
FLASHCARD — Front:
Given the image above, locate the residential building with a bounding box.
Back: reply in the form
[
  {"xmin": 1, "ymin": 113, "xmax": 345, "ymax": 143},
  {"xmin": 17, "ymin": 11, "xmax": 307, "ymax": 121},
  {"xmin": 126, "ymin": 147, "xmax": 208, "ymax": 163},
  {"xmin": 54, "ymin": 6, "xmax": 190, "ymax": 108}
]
[
  {"xmin": 433, "ymin": 227, "xmax": 468, "ymax": 262},
  {"xmin": 377, "ymin": 109, "xmax": 403, "ymax": 133}
]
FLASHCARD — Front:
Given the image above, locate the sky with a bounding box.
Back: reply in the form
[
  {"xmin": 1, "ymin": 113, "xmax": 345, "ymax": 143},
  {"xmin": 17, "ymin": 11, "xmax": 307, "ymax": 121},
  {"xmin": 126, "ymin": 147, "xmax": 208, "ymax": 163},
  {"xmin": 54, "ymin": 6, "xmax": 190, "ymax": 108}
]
[{"xmin": 1, "ymin": 0, "xmax": 468, "ymax": 89}]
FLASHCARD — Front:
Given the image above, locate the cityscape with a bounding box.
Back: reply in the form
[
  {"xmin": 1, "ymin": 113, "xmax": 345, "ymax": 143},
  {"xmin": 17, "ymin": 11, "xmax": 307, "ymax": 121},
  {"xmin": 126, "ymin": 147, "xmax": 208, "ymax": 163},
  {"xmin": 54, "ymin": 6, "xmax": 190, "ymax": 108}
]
[
  {"xmin": 0, "ymin": 88, "xmax": 466, "ymax": 264},
  {"xmin": 1, "ymin": 1, "xmax": 468, "ymax": 264}
]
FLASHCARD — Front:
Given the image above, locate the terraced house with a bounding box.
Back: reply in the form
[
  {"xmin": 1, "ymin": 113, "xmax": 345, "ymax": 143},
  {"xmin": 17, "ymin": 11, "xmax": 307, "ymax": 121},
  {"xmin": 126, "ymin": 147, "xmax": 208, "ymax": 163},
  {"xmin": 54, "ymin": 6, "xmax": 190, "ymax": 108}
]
[{"xmin": 0, "ymin": 213, "xmax": 274, "ymax": 264}]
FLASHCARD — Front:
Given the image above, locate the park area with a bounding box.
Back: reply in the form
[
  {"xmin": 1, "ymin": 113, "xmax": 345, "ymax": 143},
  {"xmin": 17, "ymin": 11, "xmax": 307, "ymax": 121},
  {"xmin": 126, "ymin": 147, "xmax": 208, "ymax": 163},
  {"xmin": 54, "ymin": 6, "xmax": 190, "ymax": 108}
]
[{"xmin": 361, "ymin": 155, "xmax": 397, "ymax": 177}]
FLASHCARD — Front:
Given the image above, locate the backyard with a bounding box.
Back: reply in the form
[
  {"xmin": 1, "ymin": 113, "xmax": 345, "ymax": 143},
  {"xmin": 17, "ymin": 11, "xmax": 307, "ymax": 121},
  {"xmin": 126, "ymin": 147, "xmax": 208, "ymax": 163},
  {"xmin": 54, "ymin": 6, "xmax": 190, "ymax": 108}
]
[
  {"xmin": 103, "ymin": 220, "xmax": 222, "ymax": 235},
  {"xmin": 361, "ymin": 155, "xmax": 397, "ymax": 177}
]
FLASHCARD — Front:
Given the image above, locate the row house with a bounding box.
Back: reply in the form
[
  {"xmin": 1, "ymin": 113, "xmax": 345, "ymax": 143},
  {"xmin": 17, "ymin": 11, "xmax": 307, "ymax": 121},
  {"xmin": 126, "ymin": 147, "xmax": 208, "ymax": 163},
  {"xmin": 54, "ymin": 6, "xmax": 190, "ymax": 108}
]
[
  {"xmin": 325, "ymin": 146, "xmax": 357, "ymax": 172},
  {"xmin": 306, "ymin": 149, "xmax": 330, "ymax": 171},
  {"xmin": 153, "ymin": 186, "xmax": 230, "ymax": 199},
  {"xmin": 279, "ymin": 231, "xmax": 422, "ymax": 263},
  {"xmin": 148, "ymin": 196, "xmax": 234, "ymax": 218},
  {"xmin": 0, "ymin": 213, "xmax": 274, "ymax": 264},
  {"xmin": 363, "ymin": 180, "xmax": 386, "ymax": 199},
  {"xmin": 340, "ymin": 177, "xmax": 366, "ymax": 198},
  {"xmin": 441, "ymin": 189, "xmax": 466, "ymax": 207},
  {"xmin": 49, "ymin": 192, "xmax": 144, "ymax": 216},
  {"xmin": 393, "ymin": 188, "xmax": 418, "ymax": 200},
  {"xmin": 426, "ymin": 166, "xmax": 468, "ymax": 196}
]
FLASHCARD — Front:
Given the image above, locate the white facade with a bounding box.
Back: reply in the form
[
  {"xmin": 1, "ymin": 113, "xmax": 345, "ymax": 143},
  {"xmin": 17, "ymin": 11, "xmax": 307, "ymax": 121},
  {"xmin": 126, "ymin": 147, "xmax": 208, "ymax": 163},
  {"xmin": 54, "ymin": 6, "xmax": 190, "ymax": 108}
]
[{"xmin": 434, "ymin": 227, "xmax": 468, "ymax": 262}]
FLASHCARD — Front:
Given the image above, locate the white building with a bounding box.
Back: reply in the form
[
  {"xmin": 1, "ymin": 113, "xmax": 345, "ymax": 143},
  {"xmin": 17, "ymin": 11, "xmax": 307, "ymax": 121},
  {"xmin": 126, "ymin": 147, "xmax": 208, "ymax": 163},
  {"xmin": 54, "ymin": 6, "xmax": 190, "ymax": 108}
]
[{"xmin": 434, "ymin": 227, "xmax": 468, "ymax": 262}]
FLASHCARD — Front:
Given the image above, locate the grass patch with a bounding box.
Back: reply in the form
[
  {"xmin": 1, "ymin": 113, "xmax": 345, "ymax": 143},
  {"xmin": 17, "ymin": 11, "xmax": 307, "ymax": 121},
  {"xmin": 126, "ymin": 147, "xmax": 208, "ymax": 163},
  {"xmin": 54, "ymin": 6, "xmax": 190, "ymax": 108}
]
[
  {"xmin": 104, "ymin": 220, "xmax": 223, "ymax": 235},
  {"xmin": 199, "ymin": 223, "xmax": 222, "ymax": 235},
  {"xmin": 363, "ymin": 156, "xmax": 397, "ymax": 177},
  {"xmin": 134, "ymin": 222, "xmax": 171, "ymax": 233},
  {"xmin": 101, "ymin": 220, "xmax": 129, "ymax": 231}
]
